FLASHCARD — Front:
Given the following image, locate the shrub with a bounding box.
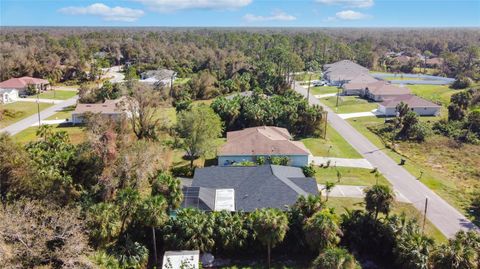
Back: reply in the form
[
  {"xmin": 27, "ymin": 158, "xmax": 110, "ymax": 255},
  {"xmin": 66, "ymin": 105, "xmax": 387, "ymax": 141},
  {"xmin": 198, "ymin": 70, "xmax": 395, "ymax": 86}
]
[
  {"xmin": 302, "ymin": 164, "xmax": 316, "ymax": 177},
  {"xmin": 451, "ymin": 76, "xmax": 472, "ymax": 89},
  {"xmin": 269, "ymin": 156, "xmax": 290, "ymax": 166},
  {"xmin": 312, "ymin": 247, "xmax": 358, "ymax": 269}
]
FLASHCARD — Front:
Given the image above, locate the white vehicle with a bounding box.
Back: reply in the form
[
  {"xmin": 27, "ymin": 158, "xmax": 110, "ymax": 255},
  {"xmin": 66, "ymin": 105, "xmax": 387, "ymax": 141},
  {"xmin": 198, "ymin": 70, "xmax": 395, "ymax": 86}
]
[{"xmin": 312, "ymin": 80, "xmax": 327, "ymax": 87}]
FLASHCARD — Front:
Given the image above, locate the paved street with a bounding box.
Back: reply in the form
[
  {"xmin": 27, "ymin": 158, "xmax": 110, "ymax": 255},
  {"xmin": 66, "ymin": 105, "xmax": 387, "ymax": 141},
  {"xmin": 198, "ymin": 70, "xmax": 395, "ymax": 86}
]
[
  {"xmin": 0, "ymin": 96, "xmax": 78, "ymax": 136},
  {"xmin": 294, "ymin": 81, "xmax": 479, "ymax": 237}
]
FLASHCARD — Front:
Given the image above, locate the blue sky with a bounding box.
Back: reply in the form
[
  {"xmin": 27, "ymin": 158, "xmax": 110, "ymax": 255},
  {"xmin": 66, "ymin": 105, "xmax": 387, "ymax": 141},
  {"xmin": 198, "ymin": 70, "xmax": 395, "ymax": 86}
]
[{"xmin": 1, "ymin": 0, "xmax": 479, "ymax": 27}]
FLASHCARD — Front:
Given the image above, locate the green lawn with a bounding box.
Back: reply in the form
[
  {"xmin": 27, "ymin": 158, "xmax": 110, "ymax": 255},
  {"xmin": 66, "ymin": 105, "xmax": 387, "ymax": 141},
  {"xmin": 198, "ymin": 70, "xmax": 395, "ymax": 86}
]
[
  {"xmin": 13, "ymin": 123, "xmax": 86, "ymax": 144},
  {"xmin": 174, "ymin": 77, "xmax": 191, "ymax": 85},
  {"xmin": 301, "ymin": 125, "xmax": 362, "ymax": 159},
  {"xmin": 321, "ymin": 96, "xmax": 378, "ymax": 114},
  {"xmin": 0, "ymin": 102, "xmax": 53, "ymax": 128},
  {"xmin": 327, "ymin": 197, "xmax": 447, "ymax": 243},
  {"xmin": 46, "ymin": 105, "xmax": 76, "ymax": 120},
  {"xmin": 413, "ymin": 67, "xmax": 440, "ymax": 75},
  {"xmin": 294, "ymin": 72, "xmax": 322, "ymax": 82},
  {"xmin": 37, "ymin": 90, "xmax": 77, "ymax": 100},
  {"xmin": 408, "ymin": 84, "xmax": 458, "ymax": 106},
  {"xmin": 347, "ymin": 116, "xmax": 480, "ymax": 225},
  {"xmin": 315, "ymin": 167, "xmax": 390, "ymax": 186},
  {"xmin": 310, "ymin": 86, "xmax": 339, "ymax": 96},
  {"xmin": 382, "ymin": 76, "xmax": 428, "ymax": 81}
]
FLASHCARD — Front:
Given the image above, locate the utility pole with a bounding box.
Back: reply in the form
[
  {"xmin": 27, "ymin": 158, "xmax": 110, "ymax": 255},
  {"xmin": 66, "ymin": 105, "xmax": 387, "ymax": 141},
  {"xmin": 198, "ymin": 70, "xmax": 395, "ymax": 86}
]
[
  {"xmin": 36, "ymin": 88, "xmax": 41, "ymax": 127},
  {"xmin": 422, "ymin": 196, "xmax": 429, "ymax": 234},
  {"xmin": 323, "ymin": 111, "xmax": 328, "ymax": 139},
  {"xmin": 307, "ymin": 73, "xmax": 312, "ymax": 102}
]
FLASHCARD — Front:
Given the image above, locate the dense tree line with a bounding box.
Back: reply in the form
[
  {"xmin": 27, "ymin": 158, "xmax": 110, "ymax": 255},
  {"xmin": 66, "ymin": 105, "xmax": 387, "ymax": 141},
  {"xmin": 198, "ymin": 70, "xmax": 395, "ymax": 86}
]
[{"xmin": 1, "ymin": 28, "xmax": 479, "ymax": 85}]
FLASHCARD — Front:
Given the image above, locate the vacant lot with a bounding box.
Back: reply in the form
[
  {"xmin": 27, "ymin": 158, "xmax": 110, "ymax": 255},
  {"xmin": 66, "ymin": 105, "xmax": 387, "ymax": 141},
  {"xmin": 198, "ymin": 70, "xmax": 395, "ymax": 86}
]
[
  {"xmin": 347, "ymin": 116, "xmax": 480, "ymax": 225},
  {"xmin": 315, "ymin": 167, "xmax": 390, "ymax": 186},
  {"xmin": 327, "ymin": 197, "xmax": 446, "ymax": 243},
  {"xmin": 321, "ymin": 96, "xmax": 378, "ymax": 114},
  {"xmin": 38, "ymin": 90, "xmax": 77, "ymax": 100},
  {"xmin": 408, "ymin": 84, "xmax": 458, "ymax": 106},
  {"xmin": 301, "ymin": 125, "xmax": 362, "ymax": 159},
  {"xmin": 310, "ymin": 86, "xmax": 339, "ymax": 96},
  {"xmin": 0, "ymin": 102, "xmax": 53, "ymax": 128},
  {"xmin": 13, "ymin": 123, "xmax": 86, "ymax": 144}
]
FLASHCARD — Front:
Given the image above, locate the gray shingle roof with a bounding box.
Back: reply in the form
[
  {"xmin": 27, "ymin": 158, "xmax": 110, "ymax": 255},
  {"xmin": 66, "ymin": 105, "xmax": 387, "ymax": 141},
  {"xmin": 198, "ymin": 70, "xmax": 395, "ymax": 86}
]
[{"xmin": 186, "ymin": 165, "xmax": 318, "ymax": 212}]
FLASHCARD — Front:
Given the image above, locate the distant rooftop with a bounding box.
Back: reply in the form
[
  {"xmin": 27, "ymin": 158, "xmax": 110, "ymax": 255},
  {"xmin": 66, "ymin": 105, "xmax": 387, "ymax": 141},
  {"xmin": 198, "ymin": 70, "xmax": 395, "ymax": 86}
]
[
  {"xmin": 380, "ymin": 94, "xmax": 441, "ymax": 108},
  {"xmin": 0, "ymin": 76, "xmax": 49, "ymax": 89}
]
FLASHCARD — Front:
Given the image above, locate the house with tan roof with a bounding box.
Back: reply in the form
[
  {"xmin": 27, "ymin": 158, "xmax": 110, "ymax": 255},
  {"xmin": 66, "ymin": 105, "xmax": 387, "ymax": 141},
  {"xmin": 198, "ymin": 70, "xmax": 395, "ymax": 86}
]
[
  {"xmin": 72, "ymin": 98, "xmax": 129, "ymax": 124},
  {"xmin": 342, "ymin": 73, "xmax": 380, "ymax": 95},
  {"xmin": 218, "ymin": 126, "xmax": 311, "ymax": 167},
  {"xmin": 378, "ymin": 95, "xmax": 441, "ymax": 116},
  {"xmin": 363, "ymin": 81, "xmax": 412, "ymax": 101},
  {"xmin": 323, "ymin": 60, "xmax": 369, "ymax": 86},
  {"xmin": 0, "ymin": 76, "xmax": 49, "ymax": 95}
]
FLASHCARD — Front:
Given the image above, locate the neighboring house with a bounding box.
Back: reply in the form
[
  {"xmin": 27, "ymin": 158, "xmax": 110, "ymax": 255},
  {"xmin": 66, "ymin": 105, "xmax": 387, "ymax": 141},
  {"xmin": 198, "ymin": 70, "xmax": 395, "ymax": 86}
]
[
  {"xmin": 342, "ymin": 73, "xmax": 379, "ymax": 95},
  {"xmin": 323, "ymin": 60, "xmax": 369, "ymax": 86},
  {"xmin": 182, "ymin": 165, "xmax": 319, "ymax": 212},
  {"xmin": 0, "ymin": 76, "xmax": 49, "ymax": 95},
  {"xmin": 71, "ymin": 98, "xmax": 129, "ymax": 124},
  {"xmin": 218, "ymin": 126, "xmax": 311, "ymax": 167},
  {"xmin": 0, "ymin": 89, "xmax": 19, "ymax": 104},
  {"xmin": 140, "ymin": 69, "xmax": 177, "ymax": 88},
  {"xmin": 425, "ymin": 57, "xmax": 443, "ymax": 68},
  {"xmin": 162, "ymin": 250, "xmax": 199, "ymax": 269},
  {"xmin": 378, "ymin": 94, "xmax": 441, "ymax": 116},
  {"xmin": 363, "ymin": 81, "xmax": 412, "ymax": 101},
  {"xmin": 393, "ymin": 55, "xmax": 412, "ymax": 65}
]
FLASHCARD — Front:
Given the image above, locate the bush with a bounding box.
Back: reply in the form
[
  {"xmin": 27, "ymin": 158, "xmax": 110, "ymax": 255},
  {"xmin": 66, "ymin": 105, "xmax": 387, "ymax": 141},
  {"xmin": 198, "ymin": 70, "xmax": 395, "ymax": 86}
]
[
  {"xmin": 312, "ymin": 247, "xmax": 358, "ymax": 269},
  {"xmin": 451, "ymin": 76, "xmax": 471, "ymax": 89},
  {"xmin": 270, "ymin": 156, "xmax": 290, "ymax": 166},
  {"xmin": 302, "ymin": 164, "xmax": 316, "ymax": 177}
]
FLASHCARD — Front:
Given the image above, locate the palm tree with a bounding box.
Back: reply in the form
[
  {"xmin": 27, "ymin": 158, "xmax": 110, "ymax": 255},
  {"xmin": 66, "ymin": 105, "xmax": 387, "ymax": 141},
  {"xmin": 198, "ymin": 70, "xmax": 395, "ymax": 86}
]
[
  {"xmin": 250, "ymin": 208, "xmax": 289, "ymax": 268},
  {"xmin": 324, "ymin": 181, "xmax": 336, "ymax": 202},
  {"xmin": 115, "ymin": 187, "xmax": 141, "ymax": 236},
  {"xmin": 292, "ymin": 194, "xmax": 324, "ymax": 219},
  {"xmin": 212, "ymin": 211, "xmax": 249, "ymax": 252},
  {"xmin": 88, "ymin": 202, "xmax": 121, "ymax": 247},
  {"xmin": 151, "ymin": 171, "xmax": 183, "ymax": 210},
  {"xmin": 312, "ymin": 247, "xmax": 357, "ymax": 269},
  {"xmin": 432, "ymin": 231, "xmax": 480, "ymax": 269},
  {"xmin": 162, "ymin": 208, "xmax": 215, "ymax": 253},
  {"xmin": 364, "ymin": 184, "xmax": 395, "ymax": 220},
  {"xmin": 136, "ymin": 195, "xmax": 168, "ymax": 265},
  {"xmin": 393, "ymin": 219, "xmax": 433, "ymax": 269},
  {"xmin": 303, "ymin": 208, "xmax": 342, "ymax": 252}
]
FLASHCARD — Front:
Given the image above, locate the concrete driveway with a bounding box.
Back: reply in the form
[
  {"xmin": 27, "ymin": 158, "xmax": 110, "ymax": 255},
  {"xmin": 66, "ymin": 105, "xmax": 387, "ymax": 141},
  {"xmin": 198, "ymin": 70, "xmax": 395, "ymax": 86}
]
[
  {"xmin": 337, "ymin": 110, "xmax": 382, "ymax": 119},
  {"xmin": 310, "ymin": 156, "xmax": 374, "ymax": 169},
  {"xmin": 294, "ymin": 81, "xmax": 478, "ymax": 237},
  {"xmin": 318, "ymin": 184, "xmax": 410, "ymax": 203}
]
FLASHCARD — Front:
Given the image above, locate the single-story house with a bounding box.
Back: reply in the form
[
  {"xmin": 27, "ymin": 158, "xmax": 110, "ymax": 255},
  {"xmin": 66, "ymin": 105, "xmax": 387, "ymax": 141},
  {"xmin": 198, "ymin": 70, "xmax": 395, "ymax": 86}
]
[
  {"xmin": 378, "ymin": 94, "xmax": 441, "ymax": 116},
  {"xmin": 140, "ymin": 69, "xmax": 177, "ymax": 88},
  {"xmin": 218, "ymin": 126, "xmax": 311, "ymax": 167},
  {"xmin": 182, "ymin": 165, "xmax": 319, "ymax": 212},
  {"xmin": 323, "ymin": 60, "xmax": 369, "ymax": 86},
  {"xmin": 0, "ymin": 76, "xmax": 49, "ymax": 95},
  {"xmin": 363, "ymin": 81, "xmax": 412, "ymax": 102},
  {"xmin": 71, "ymin": 98, "xmax": 129, "ymax": 124},
  {"xmin": 425, "ymin": 57, "xmax": 443, "ymax": 68},
  {"xmin": 0, "ymin": 89, "xmax": 19, "ymax": 104},
  {"xmin": 342, "ymin": 73, "xmax": 379, "ymax": 96}
]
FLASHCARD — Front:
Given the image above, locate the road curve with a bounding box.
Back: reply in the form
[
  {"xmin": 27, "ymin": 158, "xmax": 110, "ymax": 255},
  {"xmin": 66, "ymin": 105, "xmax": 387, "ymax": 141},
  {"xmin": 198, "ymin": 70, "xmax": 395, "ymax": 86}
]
[{"xmin": 293, "ymin": 81, "xmax": 478, "ymax": 238}]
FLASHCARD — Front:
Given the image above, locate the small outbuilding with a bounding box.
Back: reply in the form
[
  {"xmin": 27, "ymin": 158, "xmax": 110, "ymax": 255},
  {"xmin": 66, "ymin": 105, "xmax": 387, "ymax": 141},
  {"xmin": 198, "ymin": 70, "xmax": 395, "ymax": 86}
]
[{"xmin": 0, "ymin": 88, "xmax": 19, "ymax": 104}]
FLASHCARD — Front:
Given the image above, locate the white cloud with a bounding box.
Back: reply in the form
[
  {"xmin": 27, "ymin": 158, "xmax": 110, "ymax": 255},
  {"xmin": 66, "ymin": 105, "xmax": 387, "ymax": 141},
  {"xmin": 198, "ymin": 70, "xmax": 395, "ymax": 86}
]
[
  {"xmin": 134, "ymin": 0, "xmax": 252, "ymax": 12},
  {"xmin": 243, "ymin": 10, "xmax": 296, "ymax": 23},
  {"xmin": 328, "ymin": 10, "xmax": 370, "ymax": 20},
  {"xmin": 316, "ymin": 0, "xmax": 374, "ymax": 8},
  {"xmin": 59, "ymin": 3, "xmax": 144, "ymax": 22}
]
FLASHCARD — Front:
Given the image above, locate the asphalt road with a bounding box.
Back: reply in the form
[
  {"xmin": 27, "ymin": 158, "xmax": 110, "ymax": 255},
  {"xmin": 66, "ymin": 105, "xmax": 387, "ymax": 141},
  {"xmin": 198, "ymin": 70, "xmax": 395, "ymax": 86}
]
[
  {"xmin": 0, "ymin": 96, "xmax": 78, "ymax": 136},
  {"xmin": 294, "ymin": 81, "xmax": 478, "ymax": 238}
]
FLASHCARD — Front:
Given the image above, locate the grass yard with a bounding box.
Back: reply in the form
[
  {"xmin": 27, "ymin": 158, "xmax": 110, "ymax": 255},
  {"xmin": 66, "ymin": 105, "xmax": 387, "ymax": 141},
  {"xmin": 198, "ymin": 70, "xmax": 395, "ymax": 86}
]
[
  {"xmin": 37, "ymin": 90, "xmax": 77, "ymax": 100},
  {"xmin": 301, "ymin": 125, "xmax": 362, "ymax": 159},
  {"xmin": 407, "ymin": 84, "xmax": 458, "ymax": 106},
  {"xmin": 321, "ymin": 96, "xmax": 378, "ymax": 114},
  {"xmin": 327, "ymin": 197, "xmax": 447, "ymax": 243},
  {"xmin": 315, "ymin": 167, "xmax": 390, "ymax": 186},
  {"xmin": 347, "ymin": 116, "xmax": 480, "ymax": 225},
  {"xmin": 294, "ymin": 72, "xmax": 322, "ymax": 82},
  {"xmin": 46, "ymin": 105, "xmax": 76, "ymax": 120},
  {"xmin": 13, "ymin": 123, "xmax": 86, "ymax": 144},
  {"xmin": 310, "ymin": 86, "xmax": 339, "ymax": 96},
  {"xmin": 382, "ymin": 76, "xmax": 429, "ymax": 81},
  {"xmin": 0, "ymin": 102, "xmax": 53, "ymax": 128},
  {"xmin": 413, "ymin": 67, "xmax": 440, "ymax": 75},
  {"xmin": 173, "ymin": 77, "xmax": 191, "ymax": 85}
]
